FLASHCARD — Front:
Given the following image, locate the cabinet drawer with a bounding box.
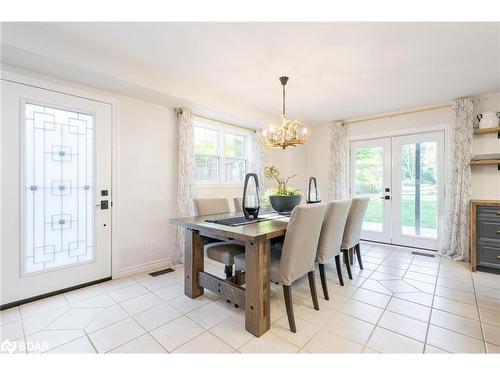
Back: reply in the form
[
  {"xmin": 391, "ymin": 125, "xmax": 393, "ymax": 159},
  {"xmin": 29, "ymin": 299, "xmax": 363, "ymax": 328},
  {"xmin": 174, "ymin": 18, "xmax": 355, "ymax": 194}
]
[
  {"xmin": 478, "ymin": 220, "xmax": 500, "ymax": 244},
  {"xmin": 478, "ymin": 206, "xmax": 500, "ymax": 221},
  {"xmin": 478, "ymin": 242, "xmax": 500, "ymax": 270}
]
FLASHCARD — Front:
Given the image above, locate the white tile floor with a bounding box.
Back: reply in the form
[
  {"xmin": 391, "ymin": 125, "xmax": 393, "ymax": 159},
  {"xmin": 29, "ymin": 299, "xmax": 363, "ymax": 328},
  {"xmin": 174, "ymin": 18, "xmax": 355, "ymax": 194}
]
[{"xmin": 1, "ymin": 242, "xmax": 500, "ymax": 354}]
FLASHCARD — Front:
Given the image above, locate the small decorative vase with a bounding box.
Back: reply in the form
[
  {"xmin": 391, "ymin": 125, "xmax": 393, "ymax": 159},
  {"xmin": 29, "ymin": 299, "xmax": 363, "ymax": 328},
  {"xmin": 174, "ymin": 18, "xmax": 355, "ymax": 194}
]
[{"xmin": 269, "ymin": 195, "xmax": 302, "ymax": 214}]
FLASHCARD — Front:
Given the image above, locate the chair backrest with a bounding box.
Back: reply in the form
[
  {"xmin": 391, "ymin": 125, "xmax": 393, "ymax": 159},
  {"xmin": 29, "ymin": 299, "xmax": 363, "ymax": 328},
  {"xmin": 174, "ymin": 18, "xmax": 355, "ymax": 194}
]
[
  {"xmin": 278, "ymin": 203, "xmax": 327, "ymax": 285},
  {"xmin": 316, "ymin": 199, "xmax": 352, "ymax": 264},
  {"xmin": 193, "ymin": 198, "xmax": 230, "ymax": 216},
  {"xmin": 341, "ymin": 196, "xmax": 370, "ymax": 249},
  {"xmin": 233, "ymin": 197, "xmax": 243, "ymax": 212}
]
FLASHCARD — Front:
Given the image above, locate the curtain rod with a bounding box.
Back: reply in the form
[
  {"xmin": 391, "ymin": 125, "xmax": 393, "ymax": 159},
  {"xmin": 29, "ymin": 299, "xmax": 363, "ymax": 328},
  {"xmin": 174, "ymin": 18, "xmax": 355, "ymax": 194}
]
[
  {"xmin": 342, "ymin": 103, "xmax": 453, "ymax": 125},
  {"xmin": 193, "ymin": 113, "xmax": 257, "ymax": 133}
]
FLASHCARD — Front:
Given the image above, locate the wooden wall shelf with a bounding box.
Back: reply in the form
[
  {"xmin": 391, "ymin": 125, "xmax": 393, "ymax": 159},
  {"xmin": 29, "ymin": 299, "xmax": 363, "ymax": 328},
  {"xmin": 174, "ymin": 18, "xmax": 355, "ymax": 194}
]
[
  {"xmin": 470, "ymin": 159, "xmax": 500, "ymax": 170},
  {"xmin": 474, "ymin": 127, "xmax": 500, "ymax": 138},
  {"xmin": 470, "ymin": 159, "xmax": 500, "ymax": 165}
]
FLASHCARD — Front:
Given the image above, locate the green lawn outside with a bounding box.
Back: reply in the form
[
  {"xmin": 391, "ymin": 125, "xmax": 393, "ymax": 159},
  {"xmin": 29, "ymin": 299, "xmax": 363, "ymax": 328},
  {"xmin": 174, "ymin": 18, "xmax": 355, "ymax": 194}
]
[{"xmin": 363, "ymin": 185, "xmax": 437, "ymax": 229}]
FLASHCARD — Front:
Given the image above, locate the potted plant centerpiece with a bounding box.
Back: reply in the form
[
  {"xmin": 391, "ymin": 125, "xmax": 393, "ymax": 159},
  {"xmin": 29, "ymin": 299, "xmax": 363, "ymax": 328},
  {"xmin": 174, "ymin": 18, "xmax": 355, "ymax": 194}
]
[{"xmin": 264, "ymin": 166, "xmax": 302, "ymax": 214}]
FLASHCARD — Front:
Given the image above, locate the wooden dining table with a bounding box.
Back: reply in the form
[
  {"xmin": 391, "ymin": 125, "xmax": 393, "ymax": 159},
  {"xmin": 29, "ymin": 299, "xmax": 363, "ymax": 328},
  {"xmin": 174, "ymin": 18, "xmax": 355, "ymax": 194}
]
[{"xmin": 170, "ymin": 212, "xmax": 289, "ymax": 337}]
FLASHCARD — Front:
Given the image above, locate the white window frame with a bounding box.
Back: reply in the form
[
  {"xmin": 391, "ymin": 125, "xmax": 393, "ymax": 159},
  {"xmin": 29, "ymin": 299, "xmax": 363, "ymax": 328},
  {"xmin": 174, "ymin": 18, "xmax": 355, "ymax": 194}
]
[{"xmin": 193, "ymin": 118, "xmax": 251, "ymax": 187}]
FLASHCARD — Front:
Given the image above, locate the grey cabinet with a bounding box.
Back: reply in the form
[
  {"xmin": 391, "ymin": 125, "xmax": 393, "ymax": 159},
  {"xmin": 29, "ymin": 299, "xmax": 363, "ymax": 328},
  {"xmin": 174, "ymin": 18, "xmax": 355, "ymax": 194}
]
[{"xmin": 471, "ymin": 200, "xmax": 500, "ymax": 272}]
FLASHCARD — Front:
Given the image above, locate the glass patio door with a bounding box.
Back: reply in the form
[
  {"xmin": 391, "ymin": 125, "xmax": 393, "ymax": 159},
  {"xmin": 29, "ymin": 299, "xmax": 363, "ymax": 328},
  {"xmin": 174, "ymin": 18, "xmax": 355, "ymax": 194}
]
[
  {"xmin": 350, "ymin": 138, "xmax": 392, "ymax": 243},
  {"xmin": 392, "ymin": 132, "xmax": 444, "ymax": 249},
  {"xmin": 350, "ymin": 132, "xmax": 444, "ymax": 250}
]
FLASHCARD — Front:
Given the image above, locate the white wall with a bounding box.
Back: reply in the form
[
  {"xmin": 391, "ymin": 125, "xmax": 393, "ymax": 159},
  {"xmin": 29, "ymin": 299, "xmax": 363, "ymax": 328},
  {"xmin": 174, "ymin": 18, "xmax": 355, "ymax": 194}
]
[
  {"xmin": 117, "ymin": 97, "xmax": 178, "ymax": 271},
  {"xmin": 471, "ymin": 92, "xmax": 500, "ymax": 199},
  {"xmin": 265, "ymin": 147, "xmax": 308, "ymax": 200},
  {"xmin": 307, "ymin": 92, "xmax": 500, "ymax": 201}
]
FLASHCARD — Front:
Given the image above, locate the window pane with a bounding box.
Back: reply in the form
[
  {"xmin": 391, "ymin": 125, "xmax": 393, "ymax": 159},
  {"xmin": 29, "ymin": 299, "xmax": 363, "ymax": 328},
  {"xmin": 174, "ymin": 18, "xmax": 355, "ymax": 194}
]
[
  {"xmin": 224, "ymin": 133, "xmax": 246, "ymax": 158},
  {"xmin": 194, "ymin": 127, "xmax": 218, "ymax": 155},
  {"xmin": 354, "ymin": 147, "xmax": 384, "ymax": 232},
  {"xmin": 225, "ymin": 158, "xmax": 246, "ymax": 182},
  {"xmin": 400, "ymin": 142, "xmax": 437, "ymax": 238},
  {"xmin": 195, "ymin": 155, "xmax": 218, "ymax": 181}
]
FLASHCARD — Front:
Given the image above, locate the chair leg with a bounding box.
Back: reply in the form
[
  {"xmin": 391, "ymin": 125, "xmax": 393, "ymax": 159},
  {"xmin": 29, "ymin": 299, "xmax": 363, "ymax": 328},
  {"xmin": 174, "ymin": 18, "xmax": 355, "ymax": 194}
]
[
  {"xmin": 349, "ymin": 248, "xmax": 354, "ymax": 265},
  {"xmin": 308, "ymin": 271, "xmax": 320, "ymax": 310},
  {"xmin": 334, "ymin": 255, "xmax": 344, "ymax": 286},
  {"xmin": 224, "ymin": 265, "xmax": 233, "ymax": 279},
  {"xmin": 342, "ymin": 250, "xmax": 353, "ymax": 280},
  {"xmin": 355, "ymin": 244, "xmax": 364, "ymax": 270},
  {"xmin": 283, "ymin": 285, "xmax": 296, "ymax": 333},
  {"xmin": 318, "ymin": 264, "xmax": 329, "ymax": 300}
]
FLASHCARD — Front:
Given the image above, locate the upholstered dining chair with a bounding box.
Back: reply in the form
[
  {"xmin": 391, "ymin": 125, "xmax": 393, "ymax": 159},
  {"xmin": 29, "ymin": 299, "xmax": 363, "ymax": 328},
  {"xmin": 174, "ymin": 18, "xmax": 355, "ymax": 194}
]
[
  {"xmin": 316, "ymin": 199, "xmax": 351, "ymax": 299},
  {"xmin": 233, "ymin": 197, "xmax": 242, "ymax": 212},
  {"xmin": 233, "ymin": 204, "xmax": 327, "ymax": 333},
  {"xmin": 193, "ymin": 198, "xmax": 245, "ymax": 279},
  {"xmin": 341, "ymin": 196, "xmax": 370, "ymax": 279}
]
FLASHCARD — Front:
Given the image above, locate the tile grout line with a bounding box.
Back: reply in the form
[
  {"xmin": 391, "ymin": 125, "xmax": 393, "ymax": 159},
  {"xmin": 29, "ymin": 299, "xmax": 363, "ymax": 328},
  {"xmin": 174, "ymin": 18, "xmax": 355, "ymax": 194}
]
[
  {"xmin": 352, "ymin": 246, "xmax": 394, "ymax": 353},
  {"xmin": 19, "ymin": 306, "xmax": 28, "ymax": 353},
  {"xmin": 470, "ymin": 265, "xmax": 488, "ymax": 353},
  {"xmin": 421, "ymin": 251, "xmax": 441, "ymax": 353},
  {"xmin": 360, "ymin": 246, "xmax": 396, "ymax": 353}
]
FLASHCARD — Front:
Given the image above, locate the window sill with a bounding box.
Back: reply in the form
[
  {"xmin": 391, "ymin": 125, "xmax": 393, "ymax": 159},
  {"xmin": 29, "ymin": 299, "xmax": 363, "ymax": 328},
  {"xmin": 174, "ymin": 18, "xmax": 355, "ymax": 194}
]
[{"xmin": 196, "ymin": 182, "xmax": 244, "ymax": 189}]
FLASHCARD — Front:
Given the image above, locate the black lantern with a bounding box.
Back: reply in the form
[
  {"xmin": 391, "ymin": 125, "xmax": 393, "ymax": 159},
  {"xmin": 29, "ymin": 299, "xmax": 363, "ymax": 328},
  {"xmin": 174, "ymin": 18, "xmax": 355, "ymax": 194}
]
[
  {"xmin": 306, "ymin": 177, "xmax": 321, "ymax": 204},
  {"xmin": 242, "ymin": 173, "xmax": 260, "ymax": 220}
]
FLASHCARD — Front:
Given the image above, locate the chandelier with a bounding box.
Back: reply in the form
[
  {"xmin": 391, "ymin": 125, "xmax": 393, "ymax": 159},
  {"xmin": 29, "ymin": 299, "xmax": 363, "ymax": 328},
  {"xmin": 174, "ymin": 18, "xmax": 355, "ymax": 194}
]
[{"xmin": 258, "ymin": 76, "xmax": 310, "ymax": 150}]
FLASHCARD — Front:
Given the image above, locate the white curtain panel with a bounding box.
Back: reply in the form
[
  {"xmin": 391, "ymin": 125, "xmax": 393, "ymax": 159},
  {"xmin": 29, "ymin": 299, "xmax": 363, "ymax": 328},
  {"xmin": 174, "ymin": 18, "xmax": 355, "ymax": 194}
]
[
  {"xmin": 173, "ymin": 108, "xmax": 196, "ymax": 263},
  {"xmin": 250, "ymin": 130, "xmax": 267, "ymax": 194},
  {"xmin": 438, "ymin": 98, "xmax": 474, "ymax": 261},
  {"xmin": 328, "ymin": 121, "xmax": 348, "ymax": 200}
]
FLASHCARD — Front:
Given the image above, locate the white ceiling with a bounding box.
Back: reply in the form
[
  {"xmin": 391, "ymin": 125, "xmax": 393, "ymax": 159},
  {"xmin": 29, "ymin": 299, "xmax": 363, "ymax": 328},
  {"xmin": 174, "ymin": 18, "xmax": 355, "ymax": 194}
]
[{"xmin": 2, "ymin": 22, "xmax": 500, "ymax": 126}]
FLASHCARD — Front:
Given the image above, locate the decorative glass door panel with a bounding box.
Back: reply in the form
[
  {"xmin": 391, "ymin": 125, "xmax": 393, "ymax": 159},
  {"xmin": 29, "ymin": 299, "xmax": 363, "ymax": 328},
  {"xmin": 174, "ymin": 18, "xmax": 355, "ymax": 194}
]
[{"xmin": 23, "ymin": 103, "xmax": 95, "ymax": 275}]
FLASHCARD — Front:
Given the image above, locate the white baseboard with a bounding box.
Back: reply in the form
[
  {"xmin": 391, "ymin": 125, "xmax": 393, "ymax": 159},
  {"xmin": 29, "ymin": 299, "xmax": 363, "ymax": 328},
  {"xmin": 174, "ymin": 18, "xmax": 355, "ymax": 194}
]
[{"xmin": 118, "ymin": 257, "xmax": 173, "ymax": 278}]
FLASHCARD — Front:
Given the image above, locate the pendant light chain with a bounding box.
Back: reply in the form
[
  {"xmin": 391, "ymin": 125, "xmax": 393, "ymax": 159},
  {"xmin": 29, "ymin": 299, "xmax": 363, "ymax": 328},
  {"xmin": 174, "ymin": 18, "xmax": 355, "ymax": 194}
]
[{"xmin": 282, "ymin": 83, "xmax": 286, "ymax": 116}]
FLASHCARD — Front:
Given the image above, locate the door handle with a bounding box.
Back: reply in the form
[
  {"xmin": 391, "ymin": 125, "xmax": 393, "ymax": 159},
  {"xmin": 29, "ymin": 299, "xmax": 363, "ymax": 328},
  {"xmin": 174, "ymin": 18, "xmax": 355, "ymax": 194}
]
[
  {"xmin": 96, "ymin": 200, "xmax": 109, "ymax": 210},
  {"xmin": 380, "ymin": 196, "xmax": 391, "ymax": 200}
]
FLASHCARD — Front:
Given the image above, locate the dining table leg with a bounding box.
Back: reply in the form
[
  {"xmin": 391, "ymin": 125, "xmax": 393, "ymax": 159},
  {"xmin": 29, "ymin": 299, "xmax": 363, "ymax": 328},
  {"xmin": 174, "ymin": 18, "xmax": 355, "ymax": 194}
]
[
  {"xmin": 244, "ymin": 238, "xmax": 271, "ymax": 337},
  {"xmin": 184, "ymin": 228, "xmax": 204, "ymax": 298}
]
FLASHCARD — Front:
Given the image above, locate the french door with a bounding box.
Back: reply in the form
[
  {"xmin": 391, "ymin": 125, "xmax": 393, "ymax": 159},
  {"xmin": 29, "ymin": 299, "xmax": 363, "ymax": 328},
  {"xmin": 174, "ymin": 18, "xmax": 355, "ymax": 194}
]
[
  {"xmin": 1, "ymin": 79, "xmax": 113, "ymax": 306},
  {"xmin": 350, "ymin": 131, "xmax": 444, "ymax": 250}
]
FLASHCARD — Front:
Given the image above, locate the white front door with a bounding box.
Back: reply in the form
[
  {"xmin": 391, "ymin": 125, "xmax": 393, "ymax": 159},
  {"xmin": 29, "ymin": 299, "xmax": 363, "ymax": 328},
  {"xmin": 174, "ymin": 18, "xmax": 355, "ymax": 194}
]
[
  {"xmin": 1, "ymin": 79, "xmax": 113, "ymax": 306},
  {"xmin": 350, "ymin": 131, "xmax": 445, "ymax": 250}
]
